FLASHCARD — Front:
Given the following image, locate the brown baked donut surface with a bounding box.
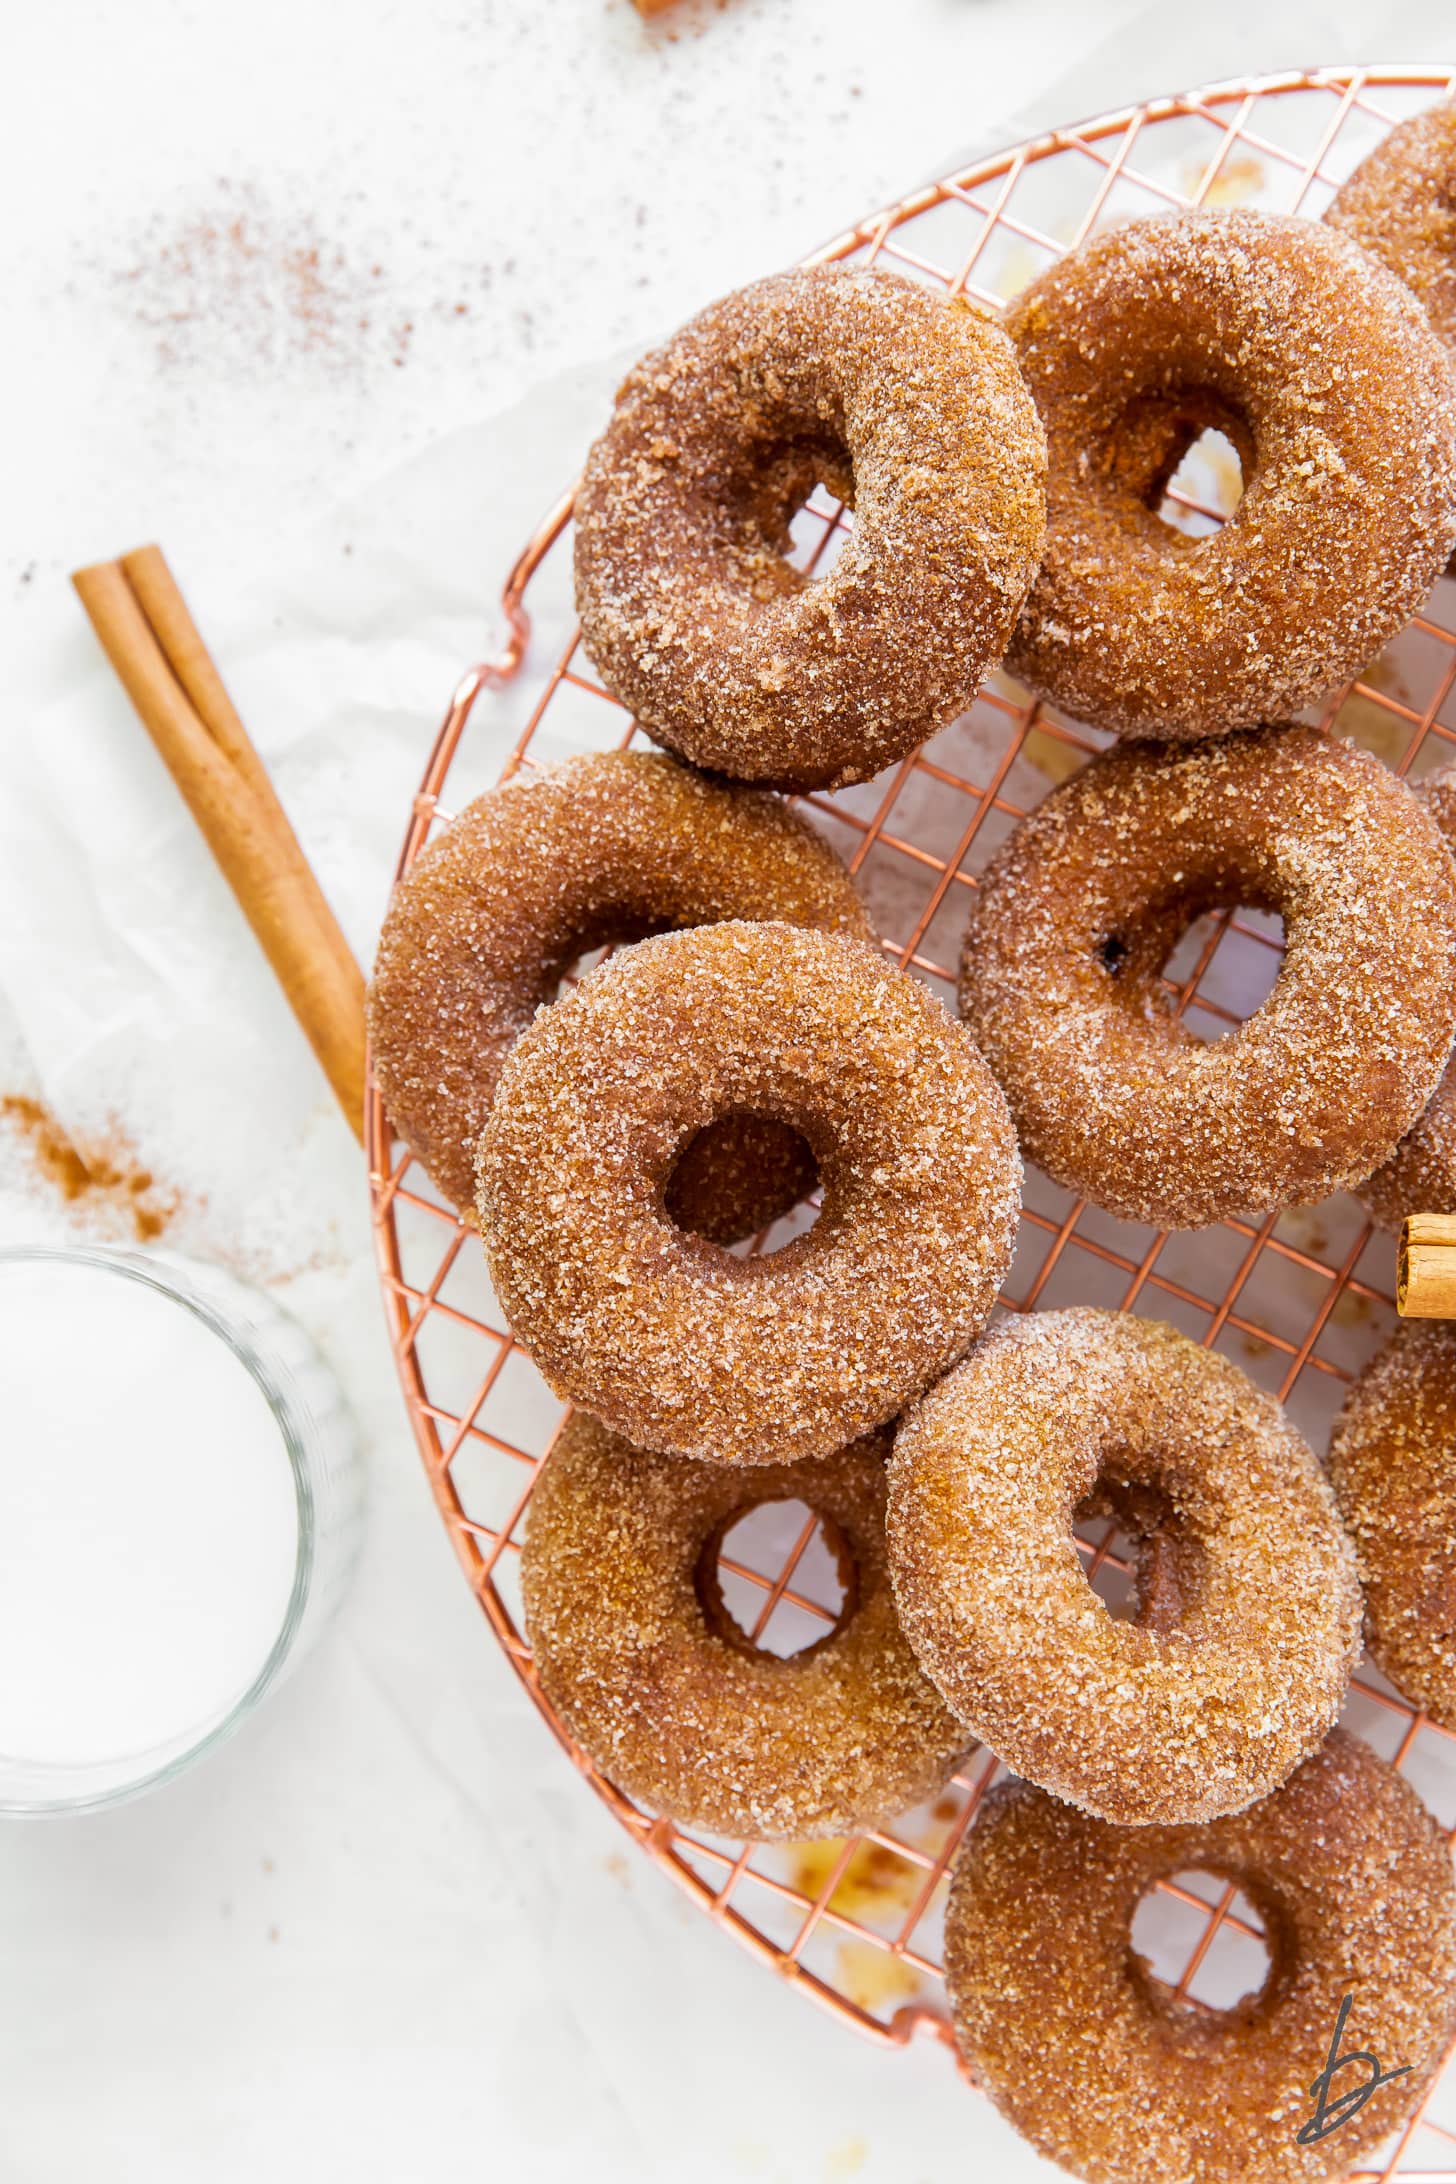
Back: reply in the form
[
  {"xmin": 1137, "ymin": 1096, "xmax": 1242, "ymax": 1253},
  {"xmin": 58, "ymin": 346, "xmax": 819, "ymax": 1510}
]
[
  {"xmin": 574, "ymin": 265, "xmax": 1047, "ymax": 790},
  {"xmin": 887, "ymin": 1309, "xmax": 1360, "ymax": 1826},
  {"xmin": 943, "ymin": 1730, "xmax": 1456, "ymax": 2184},
  {"xmin": 1330, "ymin": 1322, "xmax": 1456, "ymax": 1730},
  {"xmin": 1004, "ymin": 209, "xmax": 1456, "ymax": 740},
  {"xmin": 1359, "ymin": 761, "xmax": 1456, "ymax": 1230},
  {"xmin": 1327, "ymin": 99, "xmax": 1456, "ymax": 359},
  {"xmin": 367, "ymin": 751, "xmax": 869, "ymax": 1241},
  {"xmin": 521, "ymin": 1413, "xmax": 970, "ymax": 1840},
  {"xmin": 478, "ymin": 920, "xmax": 1021, "ymax": 1467},
  {"xmin": 958, "ymin": 725, "xmax": 1456, "ymax": 1229}
]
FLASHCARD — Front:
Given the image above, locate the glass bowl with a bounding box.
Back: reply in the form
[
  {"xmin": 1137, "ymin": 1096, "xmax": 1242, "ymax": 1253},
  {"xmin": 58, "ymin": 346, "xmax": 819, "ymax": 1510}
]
[{"xmin": 0, "ymin": 1243, "xmax": 362, "ymax": 1814}]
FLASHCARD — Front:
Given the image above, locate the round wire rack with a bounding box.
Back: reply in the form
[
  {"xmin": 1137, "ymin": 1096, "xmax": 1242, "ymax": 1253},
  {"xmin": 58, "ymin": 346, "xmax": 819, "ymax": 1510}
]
[{"xmin": 367, "ymin": 63, "xmax": 1456, "ymax": 2181}]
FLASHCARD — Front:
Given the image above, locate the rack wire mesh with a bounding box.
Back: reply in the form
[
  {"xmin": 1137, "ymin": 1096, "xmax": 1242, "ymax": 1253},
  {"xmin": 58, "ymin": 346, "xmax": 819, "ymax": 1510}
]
[{"xmin": 367, "ymin": 64, "xmax": 1456, "ymax": 2180}]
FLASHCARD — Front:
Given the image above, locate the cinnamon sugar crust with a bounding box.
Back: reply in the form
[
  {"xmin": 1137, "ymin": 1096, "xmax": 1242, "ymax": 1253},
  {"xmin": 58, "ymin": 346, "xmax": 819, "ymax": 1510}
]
[
  {"xmin": 368, "ymin": 751, "xmax": 870, "ymax": 1241},
  {"xmin": 958, "ymin": 725, "xmax": 1456, "ymax": 1229},
  {"xmin": 943, "ymin": 1731, "xmax": 1456, "ymax": 2184},
  {"xmin": 522, "ymin": 1413, "xmax": 970, "ymax": 1840},
  {"xmin": 574, "ymin": 265, "xmax": 1047, "ymax": 790},
  {"xmin": 1327, "ymin": 100, "xmax": 1456, "ymax": 359},
  {"xmin": 477, "ymin": 921, "xmax": 1021, "ymax": 1466},
  {"xmin": 888, "ymin": 1310, "xmax": 1360, "ymax": 1827},
  {"xmin": 1359, "ymin": 760, "xmax": 1456, "ymax": 1229},
  {"xmin": 1005, "ymin": 210, "xmax": 1456, "ymax": 739},
  {"xmin": 1330, "ymin": 1321, "xmax": 1456, "ymax": 1730}
]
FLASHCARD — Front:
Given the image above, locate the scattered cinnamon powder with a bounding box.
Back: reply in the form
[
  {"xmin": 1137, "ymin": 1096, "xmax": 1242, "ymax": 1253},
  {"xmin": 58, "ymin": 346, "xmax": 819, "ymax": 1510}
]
[
  {"xmin": 1, "ymin": 1096, "xmax": 178, "ymax": 1243},
  {"xmin": 108, "ymin": 182, "xmax": 431, "ymax": 378}
]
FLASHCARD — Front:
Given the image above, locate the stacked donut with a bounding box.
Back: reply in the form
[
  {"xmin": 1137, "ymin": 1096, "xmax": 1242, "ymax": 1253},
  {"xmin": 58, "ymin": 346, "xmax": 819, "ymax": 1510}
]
[{"xmin": 370, "ymin": 115, "xmax": 1456, "ymax": 2184}]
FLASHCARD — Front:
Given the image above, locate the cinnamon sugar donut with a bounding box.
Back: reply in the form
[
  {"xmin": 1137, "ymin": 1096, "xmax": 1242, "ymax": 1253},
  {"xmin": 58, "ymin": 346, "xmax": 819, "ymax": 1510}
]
[
  {"xmin": 943, "ymin": 1730, "xmax": 1456, "ymax": 2184},
  {"xmin": 521, "ymin": 1413, "xmax": 969, "ymax": 1839},
  {"xmin": 368, "ymin": 751, "xmax": 870, "ymax": 1243},
  {"xmin": 1005, "ymin": 210, "xmax": 1456, "ymax": 739},
  {"xmin": 478, "ymin": 921, "xmax": 1021, "ymax": 1467},
  {"xmin": 1360, "ymin": 762, "xmax": 1456, "ymax": 1230},
  {"xmin": 1328, "ymin": 101, "xmax": 1456, "ymax": 371},
  {"xmin": 887, "ymin": 1310, "xmax": 1360, "ymax": 1826},
  {"xmin": 574, "ymin": 265, "xmax": 1047, "ymax": 791},
  {"xmin": 958, "ymin": 725, "xmax": 1456, "ymax": 1229},
  {"xmin": 1330, "ymin": 1323, "xmax": 1456, "ymax": 1730}
]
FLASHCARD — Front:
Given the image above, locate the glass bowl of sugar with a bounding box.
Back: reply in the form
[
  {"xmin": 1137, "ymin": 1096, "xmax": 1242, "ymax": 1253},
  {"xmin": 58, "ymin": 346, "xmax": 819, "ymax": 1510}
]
[{"xmin": 0, "ymin": 1244, "xmax": 361, "ymax": 1813}]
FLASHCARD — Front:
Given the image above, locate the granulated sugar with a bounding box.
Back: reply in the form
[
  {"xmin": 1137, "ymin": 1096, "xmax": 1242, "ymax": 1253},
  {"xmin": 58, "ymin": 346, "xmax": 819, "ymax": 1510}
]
[{"xmin": 0, "ymin": 1257, "xmax": 298, "ymax": 1771}]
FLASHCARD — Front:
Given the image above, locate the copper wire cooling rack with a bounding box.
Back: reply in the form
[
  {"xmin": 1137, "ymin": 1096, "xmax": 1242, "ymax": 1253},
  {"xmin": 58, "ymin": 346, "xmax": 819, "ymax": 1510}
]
[{"xmin": 368, "ymin": 65, "xmax": 1456, "ymax": 2179}]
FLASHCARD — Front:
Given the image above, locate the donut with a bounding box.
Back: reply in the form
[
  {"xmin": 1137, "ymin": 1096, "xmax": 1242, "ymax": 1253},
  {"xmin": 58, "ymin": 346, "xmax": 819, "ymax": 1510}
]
[
  {"xmin": 1330, "ymin": 1322, "xmax": 1456, "ymax": 1730},
  {"xmin": 943, "ymin": 1730, "xmax": 1456, "ymax": 2184},
  {"xmin": 887, "ymin": 1309, "xmax": 1359, "ymax": 1826},
  {"xmin": 367, "ymin": 751, "xmax": 870, "ymax": 1243},
  {"xmin": 1327, "ymin": 100, "xmax": 1456, "ymax": 372},
  {"xmin": 478, "ymin": 920, "xmax": 1021, "ymax": 1467},
  {"xmin": 573, "ymin": 265, "xmax": 1047, "ymax": 791},
  {"xmin": 521, "ymin": 1412, "xmax": 969, "ymax": 1839},
  {"xmin": 1327, "ymin": 103, "xmax": 1456, "ymax": 578},
  {"xmin": 1003, "ymin": 209, "xmax": 1456, "ymax": 740},
  {"xmin": 958, "ymin": 725, "xmax": 1456, "ymax": 1229},
  {"xmin": 1360, "ymin": 762, "xmax": 1456, "ymax": 1230}
]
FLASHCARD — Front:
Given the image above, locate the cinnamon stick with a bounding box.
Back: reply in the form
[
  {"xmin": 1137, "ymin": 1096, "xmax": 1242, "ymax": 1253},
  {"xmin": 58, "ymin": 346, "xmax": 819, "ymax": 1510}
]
[
  {"xmin": 1398, "ymin": 1213, "xmax": 1456, "ymax": 1319},
  {"xmin": 71, "ymin": 550, "xmax": 367, "ymax": 1143}
]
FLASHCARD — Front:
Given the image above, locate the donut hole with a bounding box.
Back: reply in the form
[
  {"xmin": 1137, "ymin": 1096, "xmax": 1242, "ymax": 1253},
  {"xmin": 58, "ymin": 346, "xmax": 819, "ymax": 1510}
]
[
  {"xmin": 1155, "ymin": 427, "xmax": 1246, "ymax": 537},
  {"xmin": 786, "ymin": 490, "xmax": 855, "ymax": 584},
  {"xmin": 1158, "ymin": 903, "xmax": 1285, "ymax": 1036},
  {"xmin": 663, "ymin": 1113, "xmax": 821, "ymax": 1252},
  {"xmin": 1096, "ymin": 901, "xmax": 1285, "ymax": 1039},
  {"xmin": 697, "ymin": 1498, "xmax": 856, "ymax": 1659},
  {"xmin": 546, "ymin": 924, "xmax": 669, "ymax": 1002},
  {"xmin": 1107, "ymin": 389, "xmax": 1249, "ymax": 539},
  {"xmin": 777, "ymin": 445, "xmax": 856, "ymax": 585},
  {"xmin": 1130, "ymin": 1871, "xmax": 1273, "ymax": 2014},
  {"xmin": 1074, "ymin": 1473, "xmax": 1201, "ymax": 1630}
]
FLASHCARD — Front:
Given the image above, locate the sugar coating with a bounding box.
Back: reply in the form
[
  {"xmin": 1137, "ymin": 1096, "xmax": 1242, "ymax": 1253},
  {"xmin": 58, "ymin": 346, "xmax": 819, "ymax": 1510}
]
[
  {"xmin": 367, "ymin": 751, "xmax": 869, "ymax": 1240},
  {"xmin": 477, "ymin": 921, "xmax": 1022, "ymax": 1467},
  {"xmin": 958, "ymin": 724, "xmax": 1456, "ymax": 1229},
  {"xmin": 1330, "ymin": 1321, "xmax": 1456, "ymax": 1730},
  {"xmin": 1359, "ymin": 762, "xmax": 1456, "ymax": 1229},
  {"xmin": 1005, "ymin": 209, "xmax": 1456, "ymax": 740},
  {"xmin": 943, "ymin": 1730, "xmax": 1456, "ymax": 2184},
  {"xmin": 888, "ymin": 1310, "xmax": 1361, "ymax": 1827},
  {"xmin": 1327, "ymin": 100, "xmax": 1456, "ymax": 359},
  {"xmin": 573, "ymin": 264, "xmax": 1047, "ymax": 791},
  {"xmin": 521, "ymin": 1412, "xmax": 970, "ymax": 1840}
]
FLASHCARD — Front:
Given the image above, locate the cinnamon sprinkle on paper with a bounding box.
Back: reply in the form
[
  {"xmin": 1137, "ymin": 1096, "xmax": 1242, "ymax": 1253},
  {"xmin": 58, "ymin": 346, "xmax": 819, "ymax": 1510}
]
[
  {"xmin": 107, "ymin": 182, "xmax": 478, "ymax": 380},
  {"xmin": 113, "ymin": 185, "xmax": 380, "ymax": 373},
  {"xmin": 0, "ymin": 1097, "xmax": 178, "ymax": 1243}
]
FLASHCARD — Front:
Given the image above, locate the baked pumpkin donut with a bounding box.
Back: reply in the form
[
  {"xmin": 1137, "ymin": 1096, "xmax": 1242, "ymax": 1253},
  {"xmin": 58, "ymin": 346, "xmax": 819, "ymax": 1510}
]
[
  {"xmin": 368, "ymin": 751, "xmax": 870, "ymax": 1243},
  {"xmin": 1330, "ymin": 1323, "xmax": 1456, "ymax": 1730},
  {"xmin": 958, "ymin": 725, "xmax": 1456, "ymax": 1229},
  {"xmin": 478, "ymin": 921, "xmax": 1021, "ymax": 1467},
  {"xmin": 1004, "ymin": 209, "xmax": 1456, "ymax": 739},
  {"xmin": 943, "ymin": 1730, "xmax": 1456, "ymax": 2184},
  {"xmin": 1360, "ymin": 762, "xmax": 1456, "ymax": 1231},
  {"xmin": 521, "ymin": 1413, "xmax": 969, "ymax": 1839},
  {"xmin": 887, "ymin": 1310, "xmax": 1360, "ymax": 1826},
  {"xmin": 573, "ymin": 265, "xmax": 1047, "ymax": 791},
  {"xmin": 1327, "ymin": 100, "xmax": 1456, "ymax": 370}
]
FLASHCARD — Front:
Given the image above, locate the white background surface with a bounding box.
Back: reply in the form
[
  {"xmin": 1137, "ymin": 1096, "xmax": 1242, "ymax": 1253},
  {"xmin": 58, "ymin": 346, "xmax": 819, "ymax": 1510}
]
[{"xmin": 1, "ymin": 4, "xmax": 1454, "ymax": 2180}]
